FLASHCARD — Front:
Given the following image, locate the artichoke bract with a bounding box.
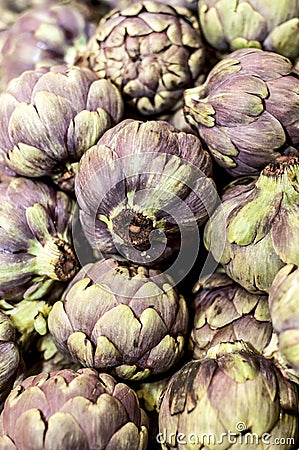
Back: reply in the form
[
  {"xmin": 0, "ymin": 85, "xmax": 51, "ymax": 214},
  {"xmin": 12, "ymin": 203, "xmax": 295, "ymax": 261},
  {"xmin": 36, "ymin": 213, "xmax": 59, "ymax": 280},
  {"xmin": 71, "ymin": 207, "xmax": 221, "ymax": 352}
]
[
  {"xmin": 0, "ymin": 65, "xmax": 124, "ymax": 190},
  {"xmin": 189, "ymin": 272, "xmax": 272, "ymax": 359},
  {"xmin": 86, "ymin": 1, "xmax": 205, "ymax": 116},
  {"xmin": 48, "ymin": 258, "xmax": 189, "ymax": 381},
  {"xmin": 204, "ymin": 155, "xmax": 299, "ymax": 294},
  {"xmin": 159, "ymin": 342, "xmax": 299, "ymax": 450},
  {"xmin": 0, "ymin": 311, "xmax": 21, "ymax": 409},
  {"xmin": 0, "ymin": 4, "xmax": 95, "ymax": 89},
  {"xmin": 269, "ymin": 264, "xmax": 299, "ymax": 378},
  {"xmin": 75, "ymin": 119, "xmax": 216, "ymax": 270},
  {"xmin": 0, "ymin": 369, "xmax": 148, "ymax": 450},
  {"xmin": 0, "ymin": 177, "xmax": 78, "ymax": 302},
  {"xmin": 198, "ymin": 0, "xmax": 299, "ymax": 60},
  {"xmin": 184, "ymin": 48, "xmax": 299, "ymax": 176}
]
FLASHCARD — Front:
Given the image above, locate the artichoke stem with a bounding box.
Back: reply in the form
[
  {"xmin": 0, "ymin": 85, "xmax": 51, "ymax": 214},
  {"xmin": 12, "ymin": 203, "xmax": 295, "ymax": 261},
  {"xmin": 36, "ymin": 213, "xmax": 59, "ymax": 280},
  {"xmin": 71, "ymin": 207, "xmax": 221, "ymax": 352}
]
[
  {"xmin": 262, "ymin": 155, "xmax": 299, "ymax": 177},
  {"xmin": 112, "ymin": 209, "xmax": 154, "ymax": 252},
  {"xmin": 54, "ymin": 239, "xmax": 79, "ymax": 281},
  {"xmin": 30, "ymin": 238, "xmax": 79, "ymax": 281}
]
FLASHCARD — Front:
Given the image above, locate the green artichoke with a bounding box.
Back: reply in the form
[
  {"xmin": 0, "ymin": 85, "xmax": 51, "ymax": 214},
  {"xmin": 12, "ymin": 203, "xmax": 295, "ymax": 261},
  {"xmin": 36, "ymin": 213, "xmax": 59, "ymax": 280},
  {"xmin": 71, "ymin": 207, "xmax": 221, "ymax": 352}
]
[
  {"xmin": 75, "ymin": 119, "xmax": 216, "ymax": 270},
  {"xmin": 184, "ymin": 48, "xmax": 299, "ymax": 176},
  {"xmin": 0, "ymin": 311, "xmax": 22, "ymax": 409},
  {"xmin": 159, "ymin": 342, "xmax": 299, "ymax": 450},
  {"xmin": 86, "ymin": 1, "xmax": 205, "ymax": 115},
  {"xmin": 48, "ymin": 258, "xmax": 189, "ymax": 380},
  {"xmin": 204, "ymin": 155, "xmax": 299, "ymax": 293},
  {"xmin": 0, "ymin": 369, "xmax": 148, "ymax": 449},
  {"xmin": 0, "ymin": 65, "xmax": 123, "ymax": 190},
  {"xmin": 189, "ymin": 272, "xmax": 272, "ymax": 359},
  {"xmin": 0, "ymin": 4, "xmax": 95, "ymax": 89},
  {"xmin": 198, "ymin": 0, "xmax": 299, "ymax": 60},
  {"xmin": 269, "ymin": 264, "xmax": 299, "ymax": 378},
  {"xmin": 0, "ymin": 177, "xmax": 78, "ymax": 301}
]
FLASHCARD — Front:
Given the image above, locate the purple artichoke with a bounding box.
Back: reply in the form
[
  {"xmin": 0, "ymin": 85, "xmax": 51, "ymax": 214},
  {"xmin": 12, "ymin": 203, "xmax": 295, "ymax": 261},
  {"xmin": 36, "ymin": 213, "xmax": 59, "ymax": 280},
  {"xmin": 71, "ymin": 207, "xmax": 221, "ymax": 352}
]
[
  {"xmin": 0, "ymin": 177, "xmax": 78, "ymax": 301},
  {"xmin": 0, "ymin": 311, "xmax": 21, "ymax": 409},
  {"xmin": 204, "ymin": 155, "xmax": 299, "ymax": 293},
  {"xmin": 0, "ymin": 369, "xmax": 149, "ymax": 449},
  {"xmin": 159, "ymin": 342, "xmax": 299, "ymax": 449},
  {"xmin": 75, "ymin": 119, "xmax": 216, "ymax": 269},
  {"xmin": 184, "ymin": 48, "xmax": 299, "ymax": 176},
  {"xmin": 0, "ymin": 4, "xmax": 95, "ymax": 90},
  {"xmin": 198, "ymin": 0, "xmax": 299, "ymax": 60},
  {"xmin": 189, "ymin": 272, "xmax": 273, "ymax": 359},
  {"xmin": 86, "ymin": 0, "xmax": 205, "ymax": 115},
  {"xmin": 0, "ymin": 65, "xmax": 124, "ymax": 190},
  {"xmin": 48, "ymin": 258, "xmax": 189, "ymax": 380}
]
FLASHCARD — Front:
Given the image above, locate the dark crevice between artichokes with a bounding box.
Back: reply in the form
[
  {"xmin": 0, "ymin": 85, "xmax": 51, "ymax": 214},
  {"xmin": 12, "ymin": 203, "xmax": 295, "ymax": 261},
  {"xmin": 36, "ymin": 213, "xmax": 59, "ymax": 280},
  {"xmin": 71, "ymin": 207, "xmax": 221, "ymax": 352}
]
[{"xmin": 112, "ymin": 209, "xmax": 154, "ymax": 252}]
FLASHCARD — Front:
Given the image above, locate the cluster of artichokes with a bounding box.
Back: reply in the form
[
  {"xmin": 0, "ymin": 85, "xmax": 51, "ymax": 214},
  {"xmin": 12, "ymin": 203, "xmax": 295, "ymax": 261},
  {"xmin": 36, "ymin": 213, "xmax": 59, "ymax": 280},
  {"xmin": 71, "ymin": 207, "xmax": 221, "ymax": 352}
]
[{"xmin": 0, "ymin": 0, "xmax": 298, "ymax": 449}]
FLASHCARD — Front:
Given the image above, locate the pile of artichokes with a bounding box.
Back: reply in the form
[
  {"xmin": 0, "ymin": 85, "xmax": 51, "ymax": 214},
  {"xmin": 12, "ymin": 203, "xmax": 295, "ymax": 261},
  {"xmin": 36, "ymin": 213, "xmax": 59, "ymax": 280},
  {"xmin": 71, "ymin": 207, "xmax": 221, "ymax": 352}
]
[{"xmin": 0, "ymin": 0, "xmax": 298, "ymax": 449}]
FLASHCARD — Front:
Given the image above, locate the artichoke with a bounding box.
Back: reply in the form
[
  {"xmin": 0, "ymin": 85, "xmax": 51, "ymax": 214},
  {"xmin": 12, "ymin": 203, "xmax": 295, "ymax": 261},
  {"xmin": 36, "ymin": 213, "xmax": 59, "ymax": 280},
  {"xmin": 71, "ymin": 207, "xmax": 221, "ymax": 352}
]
[
  {"xmin": 269, "ymin": 264, "xmax": 299, "ymax": 378},
  {"xmin": 189, "ymin": 272, "xmax": 273, "ymax": 359},
  {"xmin": 0, "ymin": 0, "xmax": 57, "ymax": 30},
  {"xmin": 0, "ymin": 65, "xmax": 124, "ymax": 190},
  {"xmin": 86, "ymin": 1, "xmax": 205, "ymax": 115},
  {"xmin": 48, "ymin": 258, "xmax": 189, "ymax": 380},
  {"xmin": 0, "ymin": 4, "xmax": 95, "ymax": 90},
  {"xmin": 159, "ymin": 341, "xmax": 299, "ymax": 450},
  {"xmin": 0, "ymin": 311, "xmax": 22, "ymax": 409},
  {"xmin": 0, "ymin": 369, "xmax": 149, "ymax": 449},
  {"xmin": 75, "ymin": 119, "xmax": 216, "ymax": 269},
  {"xmin": 0, "ymin": 177, "xmax": 78, "ymax": 301},
  {"xmin": 184, "ymin": 48, "xmax": 299, "ymax": 176},
  {"xmin": 204, "ymin": 154, "xmax": 299, "ymax": 294},
  {"xmin": 198, "ymin": 0, "xmax": 299, "ymax": 60}
]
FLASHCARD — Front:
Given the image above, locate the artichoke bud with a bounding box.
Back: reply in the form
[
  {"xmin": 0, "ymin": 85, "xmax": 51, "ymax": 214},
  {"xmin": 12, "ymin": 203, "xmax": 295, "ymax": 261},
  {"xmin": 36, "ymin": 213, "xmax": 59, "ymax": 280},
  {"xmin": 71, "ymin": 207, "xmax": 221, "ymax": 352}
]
[
  {"xmin": 269, "ymin": 264, "xmax": 299, "ymax": 379},
  {"xmin": 205, "ymin": 154, "xmax": 299, "ymax": 293},
  {"xmin": 0, "ymin": 66, "xmax": 124, "ymax": 190},
  {"xmin": 159, "ymin": 341, "xmax": 299, "ymax": 450},
  {"xmin": 75, "ymin": 119, "xmax": 216, "ymax": 271},
  {"xmin": 198, "ymin": 0, "xmax": 299, "ymax": 60},
  {"xmin": 0, "ymin": 177, "xmax": 79, "ymax": 301},
  {"xmin": 189, "ymin": 272, "xmax": 273, "ymax": 359},
  {"xmin": 0, "ymin": 369, "xmax": 149, "ymax": 449},
  {"xmin": 184, "ymin": 48, "xmax": 299, "ymax": 176},
  {"xmin": 0, "ymin": 311, "xmax": 22, "ymax": 408},
  {"xmin": 48, "ymin": 258, "xmax": 189, "ymax": 380},
  {"xmin": 86, "ymin": 1, "xmax": 205, "ymax": 116}
]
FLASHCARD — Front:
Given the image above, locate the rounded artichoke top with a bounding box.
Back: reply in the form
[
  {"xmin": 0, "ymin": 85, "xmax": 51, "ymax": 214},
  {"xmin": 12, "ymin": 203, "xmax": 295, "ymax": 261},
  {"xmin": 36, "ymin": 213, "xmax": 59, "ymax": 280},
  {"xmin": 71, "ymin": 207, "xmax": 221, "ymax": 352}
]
[
  {"xmin": 48, "ymin": 258, "xmax": 189, "ymax": 380},
  {"xmin": 86, "ymin": 0, "xmax": 205, "ymax": 115},
  {"xmin": 189, "ymin": 271, "xmax": 272, "ymax": 358},
  {"xmin": 0, "ymin": 65, "xmax": 124, "ymax": 190},
  {"xmin": 184, "ymin": 48, "xmax": 299, "ymax": 176},
  {"xmin": 0, "ymin": 369, "xmax": 148, "ymax": 450}
]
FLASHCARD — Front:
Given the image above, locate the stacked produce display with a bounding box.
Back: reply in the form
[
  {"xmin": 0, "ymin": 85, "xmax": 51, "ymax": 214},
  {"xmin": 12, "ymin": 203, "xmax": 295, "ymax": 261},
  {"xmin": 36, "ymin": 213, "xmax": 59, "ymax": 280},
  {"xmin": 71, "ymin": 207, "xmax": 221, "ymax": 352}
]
[{"xmin": 0, "ymin": 0, "xmax": 298, "ymax": 448}]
